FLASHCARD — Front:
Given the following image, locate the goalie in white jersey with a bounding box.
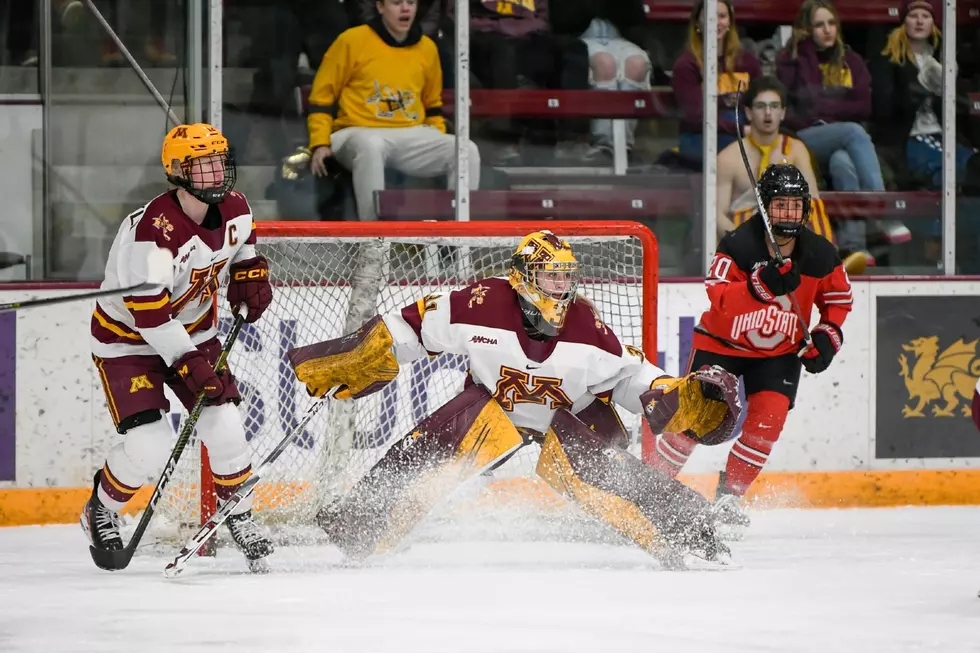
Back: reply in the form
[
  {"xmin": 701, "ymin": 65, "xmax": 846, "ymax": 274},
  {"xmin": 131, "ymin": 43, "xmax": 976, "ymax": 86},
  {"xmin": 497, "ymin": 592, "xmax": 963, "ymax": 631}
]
[
  {"xmin": 83, "ymin": 123, "xmax": 274, "ymax": 566},
  {"xmin": 288, "ymin": 231, "xmax": 743, "ymax": 568}
]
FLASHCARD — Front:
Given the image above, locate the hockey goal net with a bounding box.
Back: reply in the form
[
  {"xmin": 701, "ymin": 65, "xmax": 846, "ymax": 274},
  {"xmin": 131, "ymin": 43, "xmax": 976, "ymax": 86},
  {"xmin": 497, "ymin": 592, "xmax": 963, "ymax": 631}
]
[{"xmin": 153, "ymin": 221, "xmax": 657, "ymax": 548}]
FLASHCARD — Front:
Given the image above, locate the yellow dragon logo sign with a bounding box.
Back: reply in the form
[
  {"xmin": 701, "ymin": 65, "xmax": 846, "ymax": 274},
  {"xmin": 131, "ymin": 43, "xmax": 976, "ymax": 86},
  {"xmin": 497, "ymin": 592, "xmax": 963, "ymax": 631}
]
[{"xmin": 897, "ymin": 336, "xmax": 980, "ymax": 417}]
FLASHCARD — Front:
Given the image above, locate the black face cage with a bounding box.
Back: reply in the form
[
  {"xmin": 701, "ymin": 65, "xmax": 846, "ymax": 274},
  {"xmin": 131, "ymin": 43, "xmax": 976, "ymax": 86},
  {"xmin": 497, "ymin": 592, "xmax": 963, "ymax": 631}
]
[
  {"xmin": 169, "ymin": 150, "xmax": 237, "ymax": 205},
  {"xmin": 760, "ymin": 183, "xmax": 810, "ymax": 238}
]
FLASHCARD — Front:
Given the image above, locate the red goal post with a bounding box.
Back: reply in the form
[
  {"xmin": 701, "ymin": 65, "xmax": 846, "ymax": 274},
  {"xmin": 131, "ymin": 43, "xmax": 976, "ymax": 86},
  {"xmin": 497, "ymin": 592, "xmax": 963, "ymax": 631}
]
[{"xmin": 190, "ymin": 220, "xmax": 659, "ymax": 539}]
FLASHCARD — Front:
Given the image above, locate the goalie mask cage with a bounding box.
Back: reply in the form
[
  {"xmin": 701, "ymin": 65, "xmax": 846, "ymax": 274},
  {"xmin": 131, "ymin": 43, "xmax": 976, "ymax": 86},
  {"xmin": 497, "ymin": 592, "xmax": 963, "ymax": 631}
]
[{"xmin": 153, "ymin": 221, "xmax": 658, "ymax": 550}]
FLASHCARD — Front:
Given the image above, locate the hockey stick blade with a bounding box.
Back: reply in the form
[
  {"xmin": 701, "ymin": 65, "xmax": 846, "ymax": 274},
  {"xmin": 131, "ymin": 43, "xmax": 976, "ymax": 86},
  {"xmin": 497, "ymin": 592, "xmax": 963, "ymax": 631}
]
[
  {"xmin": 732, "ymin": 82, "xmax": 813, "ymax": 351},
  {"xmin": 88, "ymin": 312, "xmax": 248, "ymax": 571},
  {"xmin": 163, "ymin": 397, "xmax": 330, "ymax": 578}
]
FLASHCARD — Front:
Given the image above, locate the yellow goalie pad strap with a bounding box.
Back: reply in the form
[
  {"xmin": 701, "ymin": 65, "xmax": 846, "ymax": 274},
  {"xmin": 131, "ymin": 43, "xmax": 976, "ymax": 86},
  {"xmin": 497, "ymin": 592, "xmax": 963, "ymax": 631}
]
[
  {"xmin": 374, "ymin": 396, "xmax": 525, "ymax": 555},
  {"xmin": 655, "ymin": 375, "xmax": 729, "ymax": 437},
  {"xmin": 288, "ymin": 315, "xmax": 400, "ymax": 399},
  {"xmin": 535, "ymin": 430, "xmax": 664, "ymax": 557}
]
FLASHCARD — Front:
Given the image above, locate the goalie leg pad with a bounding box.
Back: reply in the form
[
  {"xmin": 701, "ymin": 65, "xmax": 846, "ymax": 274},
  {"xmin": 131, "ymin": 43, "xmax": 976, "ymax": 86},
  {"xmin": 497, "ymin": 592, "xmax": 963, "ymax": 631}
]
[
  {"xmin": 318, "ymin": 384, "xmax": 524, "ymax": 558},
  {"xmin": 536, "ymin": 409, "xmax": 714, "ymax": 558},
  {"xmin": 287, "ymin": 315, "xmax": 399, "ymax": 399},
  {"xmin": 573, "ymin": 398, "xmax": 630, "ymax": 449}
]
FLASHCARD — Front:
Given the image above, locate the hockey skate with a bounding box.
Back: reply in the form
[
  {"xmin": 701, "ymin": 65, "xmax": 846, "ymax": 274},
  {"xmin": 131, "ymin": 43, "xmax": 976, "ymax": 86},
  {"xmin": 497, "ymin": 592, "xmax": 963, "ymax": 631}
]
[
  {"xmin": 79, "ymin": 471, "xmax": 123, "ymax": 553},
  {"xmin": 713, "ymin": 474, "xmax": 751, "ymax": 541},
  {"xmin": 225, "ymin": 510, "xmax": 274, "ymax": 573}
]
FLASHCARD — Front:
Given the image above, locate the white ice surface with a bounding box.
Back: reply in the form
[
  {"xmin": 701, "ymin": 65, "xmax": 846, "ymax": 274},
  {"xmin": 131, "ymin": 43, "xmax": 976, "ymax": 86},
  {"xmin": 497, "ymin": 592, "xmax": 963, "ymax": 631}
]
[{"xmin": 1, "ymin": 506, "xmax": 979, "ymax": 653}]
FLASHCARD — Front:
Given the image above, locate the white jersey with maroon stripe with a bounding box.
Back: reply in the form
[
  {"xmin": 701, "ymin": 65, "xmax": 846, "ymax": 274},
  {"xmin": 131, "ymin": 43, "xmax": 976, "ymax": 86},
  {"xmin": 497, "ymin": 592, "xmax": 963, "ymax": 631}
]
[
  {"xmin": 383, "ymin": 277, "xmax": 667, "ymax": 434},
  {"xmin": 90, "ymin": 190, "xmax": 256, "ymax": 364}
]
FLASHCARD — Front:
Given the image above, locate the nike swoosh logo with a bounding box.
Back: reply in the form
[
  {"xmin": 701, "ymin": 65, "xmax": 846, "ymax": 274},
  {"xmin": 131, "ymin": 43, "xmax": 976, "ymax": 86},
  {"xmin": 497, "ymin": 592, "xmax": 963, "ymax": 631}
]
[{"xmin": 526, "ymin": 364, "xmax": 541, "ymax": 370}]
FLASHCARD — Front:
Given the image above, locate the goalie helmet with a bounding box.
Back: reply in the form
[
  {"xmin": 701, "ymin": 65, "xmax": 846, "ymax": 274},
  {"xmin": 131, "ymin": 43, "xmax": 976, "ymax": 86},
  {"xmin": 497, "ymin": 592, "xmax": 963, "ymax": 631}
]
[
  {"xmin": 758, "ymin": 164, "xmax": 810, "ymax": 238},
  {"xmin": 161, "ymin": 123, "xmax": 237, "ymax": 204},
  {"xmin": 509, "ymin": 230, "xmax": 579, "ymax": 338}
]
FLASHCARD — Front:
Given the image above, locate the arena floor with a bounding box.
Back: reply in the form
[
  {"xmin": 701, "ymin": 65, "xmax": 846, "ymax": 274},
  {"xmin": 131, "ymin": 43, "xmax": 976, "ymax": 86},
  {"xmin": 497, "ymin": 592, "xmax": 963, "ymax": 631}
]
[{"xmin": 1, "ymin": 506, "xmax": 979, "ymax": 652}]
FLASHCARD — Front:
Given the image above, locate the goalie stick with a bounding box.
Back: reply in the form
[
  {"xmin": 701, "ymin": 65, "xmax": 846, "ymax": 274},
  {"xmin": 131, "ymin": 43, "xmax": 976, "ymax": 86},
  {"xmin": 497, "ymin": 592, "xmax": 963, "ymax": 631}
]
[
  {"xmin": 1, "ymin": 248, "xmax": 172, "ymax": 314},
  {"xmin": 732, "ymin": 82, "xmax": 813, "ymax": 352},
  {"xmin": 88, "ymin": 311, "xmax": 248, "ymax": 571},
  {"xmin": 163, "ymin": 395, "xmax": 331, "ymax": 578}
]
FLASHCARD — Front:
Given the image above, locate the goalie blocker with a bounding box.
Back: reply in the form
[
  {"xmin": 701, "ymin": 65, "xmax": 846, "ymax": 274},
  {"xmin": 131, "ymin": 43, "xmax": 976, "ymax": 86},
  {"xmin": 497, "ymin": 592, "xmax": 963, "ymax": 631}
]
[{"xmin": 287, "ymin": 314, "xmax": 741, "ymax": 566}]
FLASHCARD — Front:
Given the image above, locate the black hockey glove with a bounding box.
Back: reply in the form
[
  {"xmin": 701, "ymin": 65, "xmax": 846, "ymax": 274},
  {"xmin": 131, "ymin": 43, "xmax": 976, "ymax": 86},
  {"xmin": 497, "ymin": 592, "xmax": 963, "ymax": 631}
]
[
  {"xmin": 748, "ymin": 258, "xmax": 801, "ymax": 303},
  {"xmin": 799, "ymin": 322, "xmax": 842, "ymax": 374}
]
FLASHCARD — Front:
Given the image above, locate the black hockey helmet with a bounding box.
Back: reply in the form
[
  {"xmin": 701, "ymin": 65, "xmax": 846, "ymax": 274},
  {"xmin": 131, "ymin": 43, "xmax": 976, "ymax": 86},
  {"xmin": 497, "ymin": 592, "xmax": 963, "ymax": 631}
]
[{"xmin": 758, "ymin": 164, "xmax": 810, "ymax": 238}]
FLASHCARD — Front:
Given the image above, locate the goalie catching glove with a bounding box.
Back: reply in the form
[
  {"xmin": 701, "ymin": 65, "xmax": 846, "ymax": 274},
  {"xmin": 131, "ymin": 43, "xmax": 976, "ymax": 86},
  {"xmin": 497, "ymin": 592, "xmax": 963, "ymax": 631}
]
[
  {"xmin": 641, "ymin": 365, "xmax": 741, "ymax": 446},
  {"xmin": 287, "ymin": 315, "xmax": 400, "ymax": 400}
]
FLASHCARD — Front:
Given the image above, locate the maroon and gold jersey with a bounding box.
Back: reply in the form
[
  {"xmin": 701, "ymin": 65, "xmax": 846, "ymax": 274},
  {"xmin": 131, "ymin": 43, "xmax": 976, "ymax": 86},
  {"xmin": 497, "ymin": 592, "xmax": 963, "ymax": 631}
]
[
  {"xmin": 382, "ymin": 277, "xmax": 666, "ymax": 434},
  {"xmin": 695, "ymin": 213, "xmax": 853, "ymax": 358},
  {"xmin": 91, "ymin": 190, "xmax": 256, "ymax": 365}
]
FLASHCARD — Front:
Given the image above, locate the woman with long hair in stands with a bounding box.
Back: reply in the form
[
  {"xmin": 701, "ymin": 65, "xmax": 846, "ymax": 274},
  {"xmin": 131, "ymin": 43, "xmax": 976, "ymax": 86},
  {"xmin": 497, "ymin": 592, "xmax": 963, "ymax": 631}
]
[
  {"xmin": 872, "ymin": 1, "xmax": 976, "ymax": 189},
  {"xmin": 871, "ymin": 0, "xmax": 978, "ymax": 266},
  {"xmin": 777, "ymin": 0, "xmax": 908, "ymax": 260},
  {"xmin": 671, "ymin": 0, "xmax": 761, "ymax": 165}
]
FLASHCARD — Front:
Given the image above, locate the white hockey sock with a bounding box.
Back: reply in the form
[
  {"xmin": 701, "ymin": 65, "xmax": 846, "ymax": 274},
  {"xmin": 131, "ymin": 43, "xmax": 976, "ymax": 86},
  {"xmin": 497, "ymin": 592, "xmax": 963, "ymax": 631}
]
[
  {"xmin": 197, "ymin": 403, "xmax": 254, "ymax": 514},
  {"xmin": 97, "ymin": 412, "xmax": 174, "ymax": 513}
]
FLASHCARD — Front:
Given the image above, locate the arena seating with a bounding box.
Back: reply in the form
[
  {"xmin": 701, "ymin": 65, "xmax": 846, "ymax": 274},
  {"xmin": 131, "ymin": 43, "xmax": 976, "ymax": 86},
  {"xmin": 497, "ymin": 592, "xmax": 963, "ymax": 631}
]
[
  {"xmin": 374, "ymin": 189, "xmax": 942, "ymax": 222},
  {"xmin": 642, "ymin": 0, "xmax": 980, "ymax": 24}
]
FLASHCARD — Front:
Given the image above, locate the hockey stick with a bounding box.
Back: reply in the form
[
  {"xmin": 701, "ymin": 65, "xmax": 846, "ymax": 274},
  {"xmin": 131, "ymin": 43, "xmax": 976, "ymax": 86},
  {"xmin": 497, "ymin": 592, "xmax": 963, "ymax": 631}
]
[
  {"xmin": 0, "ymin": 282, "xmax": 159, "ymax": 314},
  {"xmin": 163, "ymin": 395, "xmax": 331, "ymax": 578},
  {"xmin": 1, "ymin": 248, "xmax": 172, "ymax": 314},
  {"xmin": 89, "ymin": 311, "xmax": 248, "ymax": 571},
  {"xmin": 732, "ymin": 82, "xmax": 813, "ymax": 351}
]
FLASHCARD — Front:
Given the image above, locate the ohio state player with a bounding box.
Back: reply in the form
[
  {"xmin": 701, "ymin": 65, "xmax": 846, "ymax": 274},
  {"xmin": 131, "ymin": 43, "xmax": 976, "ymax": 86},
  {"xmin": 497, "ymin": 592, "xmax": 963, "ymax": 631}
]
[
  {"xmin": 648, "ymin": 164, "xmax": 852, "ymax": 532},
  {"xmin": 83, "ymin": 123, "xmax": 274, "ymax": 568},
  {"xmin": 287, "ymin": 230, "xmax": 743, "ymax": 569}
]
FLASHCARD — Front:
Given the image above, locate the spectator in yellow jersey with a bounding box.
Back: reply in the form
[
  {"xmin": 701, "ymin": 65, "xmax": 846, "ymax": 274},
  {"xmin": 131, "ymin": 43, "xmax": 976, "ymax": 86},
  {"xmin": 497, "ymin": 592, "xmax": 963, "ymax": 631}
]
[
  {"xmin": 304, "ymin": 0, "xmax": 480, "ymax": 221},
  {"xmin": 717, "ymin": 76, "xmax": 872, "ymax": 275}
]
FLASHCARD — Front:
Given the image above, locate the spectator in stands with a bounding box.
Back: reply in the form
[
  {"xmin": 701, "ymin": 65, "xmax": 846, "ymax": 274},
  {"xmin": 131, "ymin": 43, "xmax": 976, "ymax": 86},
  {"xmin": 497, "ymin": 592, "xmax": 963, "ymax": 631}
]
[
  {"xmin": 671, "ymin": 0, "xmax": 762, "ymax": 165},
  {"xmin": 870, "ymin": 0, "xmax": 977, "ymax": 266},
  {"xmin": 301, "ymin": 0, "xmax": 480, "ymax": 221},
  {"xmin": 871, "ymin": 1, "xmax": 976, "ymax": 190},
  {"xmin": 355, "ymin": 0, "xmax": 454, "ymax": 87},
  {"xmin": 717, "ymin": 75, "xmax": 872, "ymax": 274},
  {"xmin": 463, "ymin": 0, "xmax": 591, "ymax": 164},
  {"xmin": 776, "ymin": 0, "xmax": 897, "ymax": 258},
  {"xmin": 551, "ymin": 1, "xmax": 651, "ymax": 162}
]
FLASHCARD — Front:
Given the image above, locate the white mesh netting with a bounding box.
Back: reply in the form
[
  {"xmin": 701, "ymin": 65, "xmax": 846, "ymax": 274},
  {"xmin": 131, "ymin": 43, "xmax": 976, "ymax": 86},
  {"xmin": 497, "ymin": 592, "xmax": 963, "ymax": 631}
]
[{"xmin": 143, "ymin": 228, "xmax": 652, "ymax": 551}]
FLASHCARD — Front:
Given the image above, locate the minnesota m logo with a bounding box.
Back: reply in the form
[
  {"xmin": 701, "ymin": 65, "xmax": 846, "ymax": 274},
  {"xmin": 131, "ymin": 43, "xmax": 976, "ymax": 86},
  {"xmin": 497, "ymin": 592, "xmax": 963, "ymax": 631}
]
[
  {"xmin": 493, "ymin": 365, "xmax": 571, "ymax": 411},
  {"xmin": 129, "ymin": 375, "xmax": 155, "ymax": 393}
]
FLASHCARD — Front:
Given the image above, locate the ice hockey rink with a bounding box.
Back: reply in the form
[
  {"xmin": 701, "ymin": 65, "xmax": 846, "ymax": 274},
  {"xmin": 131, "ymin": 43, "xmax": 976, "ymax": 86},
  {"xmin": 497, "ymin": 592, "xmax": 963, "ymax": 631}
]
[{"xmin": 2, "ymin": 505, "xmax": 979, "ymax": 653}]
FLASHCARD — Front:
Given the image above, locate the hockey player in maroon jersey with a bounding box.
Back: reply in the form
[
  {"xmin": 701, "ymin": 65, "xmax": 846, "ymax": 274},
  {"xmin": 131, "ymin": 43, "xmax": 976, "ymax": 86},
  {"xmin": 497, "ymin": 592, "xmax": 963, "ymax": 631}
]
[
  {"xmin": 82, "ymin": 123, "xmax": 275, "ymax": 568},
  {"xmin": 647, "ymin": 164, "xmax": 853, "ymax": 532},
  {"xmin": 286, "ymin": 230, "xmax": 744, "ymax": 569}
]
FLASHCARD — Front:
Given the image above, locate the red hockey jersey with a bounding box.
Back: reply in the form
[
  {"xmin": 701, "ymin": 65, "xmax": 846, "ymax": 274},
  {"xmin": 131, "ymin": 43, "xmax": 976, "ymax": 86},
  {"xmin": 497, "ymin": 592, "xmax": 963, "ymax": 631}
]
[{"xmin": 694, "ymin": 214, "xmax": 853, "ymax": 358}]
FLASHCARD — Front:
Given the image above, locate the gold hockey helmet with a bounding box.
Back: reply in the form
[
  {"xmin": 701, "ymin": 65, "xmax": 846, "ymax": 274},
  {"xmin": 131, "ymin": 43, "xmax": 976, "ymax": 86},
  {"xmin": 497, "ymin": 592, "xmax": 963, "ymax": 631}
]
[
  {"xmin": 509, "ymin": 230, "xmax": 579, "ymax": 337},
  {"xmin": 161, "ymin": 123, "xmax": 236, "ymax": 204}
]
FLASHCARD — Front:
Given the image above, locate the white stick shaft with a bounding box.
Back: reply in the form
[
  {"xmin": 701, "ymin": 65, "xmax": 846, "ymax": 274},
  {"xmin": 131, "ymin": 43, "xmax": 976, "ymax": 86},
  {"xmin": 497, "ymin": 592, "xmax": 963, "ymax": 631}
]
[{"xmin": 163, "ymin": 398, "xmax": 329, "ymax": 577}]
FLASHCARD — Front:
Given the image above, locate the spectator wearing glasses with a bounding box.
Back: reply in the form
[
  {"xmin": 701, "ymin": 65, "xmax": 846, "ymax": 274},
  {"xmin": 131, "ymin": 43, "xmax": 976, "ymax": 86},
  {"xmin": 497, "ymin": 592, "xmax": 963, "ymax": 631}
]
[{"xmin": 717, "ymin": 76, "xmax": 872, "ymax": 274}]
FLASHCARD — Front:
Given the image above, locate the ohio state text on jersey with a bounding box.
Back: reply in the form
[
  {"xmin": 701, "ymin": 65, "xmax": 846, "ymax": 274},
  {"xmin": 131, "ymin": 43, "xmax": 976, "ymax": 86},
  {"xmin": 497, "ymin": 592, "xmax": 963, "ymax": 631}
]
[
  {"xmin": 91, "ymin": 190, "xmax": 256, "ymax": 364},
  {"xmin": 695, "ymin": 214, "xmax": 852, "ymax": 357},
  {"xmin": 383, "ymin": 277, "xmax": 667, "ymax": 434}
]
